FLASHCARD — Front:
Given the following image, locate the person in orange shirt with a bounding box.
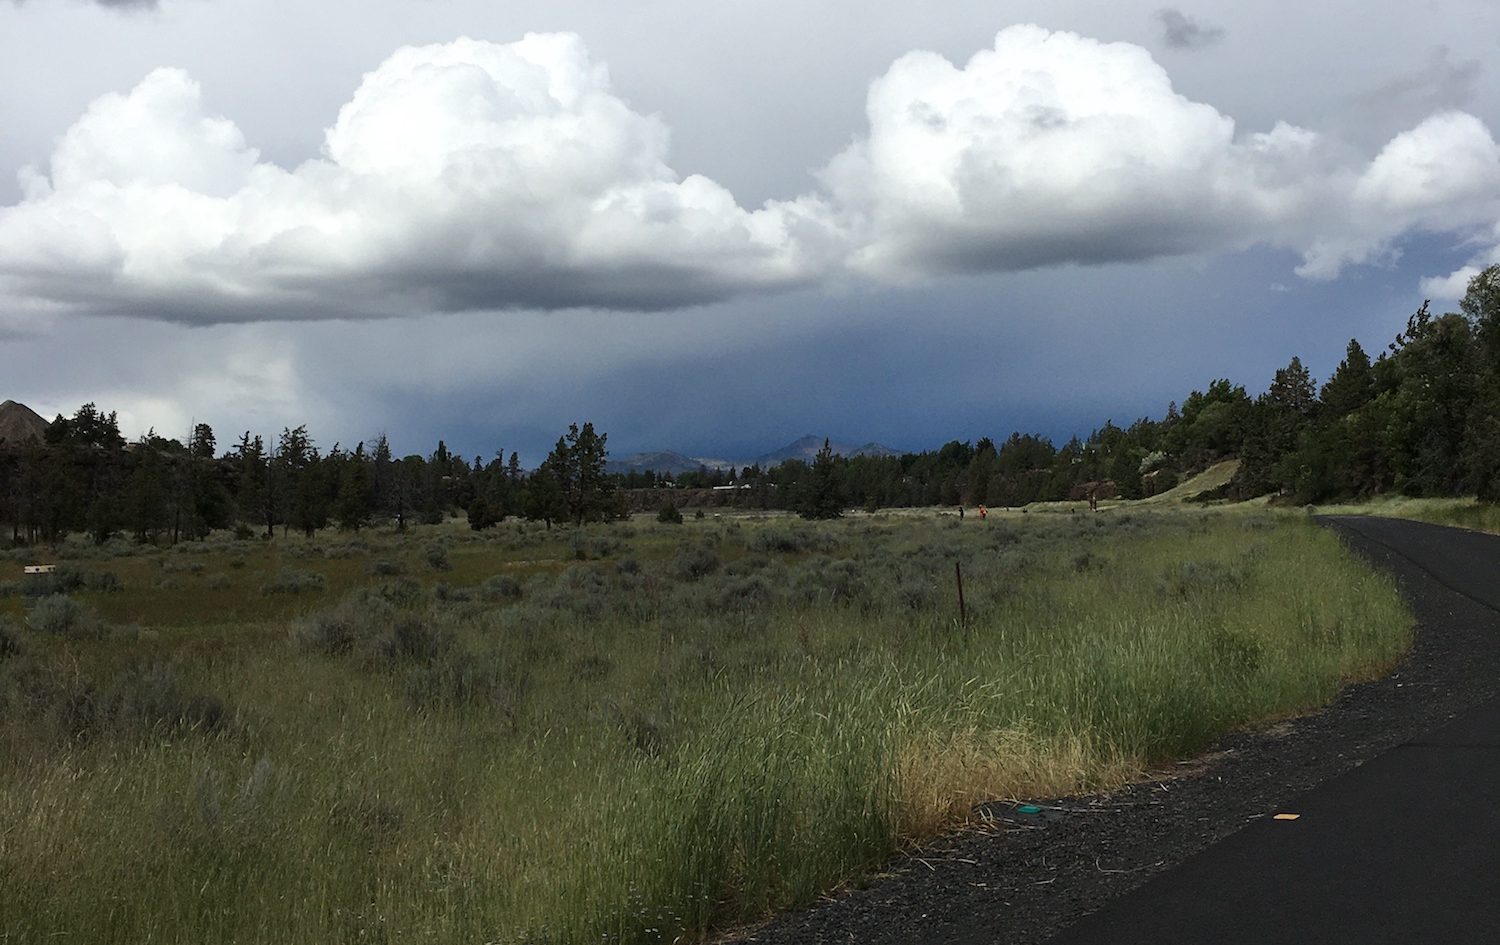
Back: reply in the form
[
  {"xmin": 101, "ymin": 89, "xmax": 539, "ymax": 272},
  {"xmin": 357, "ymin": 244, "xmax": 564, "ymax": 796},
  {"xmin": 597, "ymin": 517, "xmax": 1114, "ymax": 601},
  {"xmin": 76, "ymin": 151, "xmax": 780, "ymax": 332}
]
[{"xmin": 978, "ymin": 505, "xmax": 987, "ymax": 520}]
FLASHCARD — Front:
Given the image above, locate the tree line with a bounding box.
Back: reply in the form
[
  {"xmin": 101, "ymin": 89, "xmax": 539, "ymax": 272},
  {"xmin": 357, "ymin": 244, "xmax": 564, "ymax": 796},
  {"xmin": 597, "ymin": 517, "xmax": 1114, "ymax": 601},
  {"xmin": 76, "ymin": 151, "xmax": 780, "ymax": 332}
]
[
  {"xmin": 0, "ymin": 415, "xmax": 619, "ymax": 545},
  {"xmin": 4, "ymin": 266, "xmax": 1500, "ymax": 544}
]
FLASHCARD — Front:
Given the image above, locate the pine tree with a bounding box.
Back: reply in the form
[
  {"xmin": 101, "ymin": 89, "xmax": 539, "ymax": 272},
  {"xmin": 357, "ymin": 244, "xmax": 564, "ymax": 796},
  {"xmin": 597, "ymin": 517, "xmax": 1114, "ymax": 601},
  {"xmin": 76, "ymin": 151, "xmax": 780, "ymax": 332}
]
[
  {"xmin": 797, "ymin": 439, "xmax": 845, "ymax": 519},
  {"xmin": 334, "ymin": 444, "xmax": 373, "ymax": 531}
]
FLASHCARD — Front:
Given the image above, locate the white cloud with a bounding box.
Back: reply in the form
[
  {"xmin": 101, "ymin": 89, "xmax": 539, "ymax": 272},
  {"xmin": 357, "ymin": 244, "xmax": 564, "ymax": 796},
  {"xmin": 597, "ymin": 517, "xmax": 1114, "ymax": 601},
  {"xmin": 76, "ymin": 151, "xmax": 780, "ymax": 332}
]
[
  {"xmin": 2, "ymin": 25, "xmax": 1499, "ymax": 323},
  {"xmin": 0, "ymin": 33, "xmax": 831, "ymax": 321},
  {"xmin": 819, "ymin": 26, "xmax": 1500, "ymax": 283}
]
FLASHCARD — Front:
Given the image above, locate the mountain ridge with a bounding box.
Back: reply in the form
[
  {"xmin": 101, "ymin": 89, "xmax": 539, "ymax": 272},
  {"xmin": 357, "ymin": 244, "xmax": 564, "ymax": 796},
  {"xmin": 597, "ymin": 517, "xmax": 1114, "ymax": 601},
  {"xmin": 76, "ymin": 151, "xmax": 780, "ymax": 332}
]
[{"xmin": 605, "ymin": 435, "xmax": 899, "ymax": 475}]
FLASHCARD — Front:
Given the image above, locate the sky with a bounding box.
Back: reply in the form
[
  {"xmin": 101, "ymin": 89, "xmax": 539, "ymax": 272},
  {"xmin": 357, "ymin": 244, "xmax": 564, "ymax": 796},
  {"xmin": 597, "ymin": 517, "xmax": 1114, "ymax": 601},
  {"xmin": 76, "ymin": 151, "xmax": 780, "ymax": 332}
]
[{"xmin": 3, "ymin": 0, "xmax": 1500, "ymax": 464}]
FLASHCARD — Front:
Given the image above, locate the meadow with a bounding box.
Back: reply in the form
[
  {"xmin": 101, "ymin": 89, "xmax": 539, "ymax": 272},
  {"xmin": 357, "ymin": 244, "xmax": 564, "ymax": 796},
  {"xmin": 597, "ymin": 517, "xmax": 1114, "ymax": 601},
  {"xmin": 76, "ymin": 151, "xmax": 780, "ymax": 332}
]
[{"xmin": 0, "ymin": 507, "xmax": 1410, "ymax": 944}]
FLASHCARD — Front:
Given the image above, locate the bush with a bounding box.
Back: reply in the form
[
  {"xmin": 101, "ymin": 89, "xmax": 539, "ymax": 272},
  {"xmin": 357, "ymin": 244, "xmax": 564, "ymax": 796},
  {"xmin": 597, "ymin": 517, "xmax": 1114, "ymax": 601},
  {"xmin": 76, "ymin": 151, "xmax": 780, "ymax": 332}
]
[
  {"xmin": 233, "ymin": 523, "xmax": 255, "ymax": 541},
  {"xmin": 403, "ymin": 648, "xmax": 531, "ymax": 725},
  {"xmin": 26, "ymin": 595, "xmax": 105, "ymax": 638},
  {"xmin": 480, "ymin": 574, "xmax": 524, "ymax": 602},
  {"xmin": 748, "ymin": 526, "xmax": 837, "ymax": 555},
  {"xmin": 433, "ymin": 583, "xmax": 473, "ymax": 603},
  {"xmin": 101, "ymin": 662, "xmax": 230, "ymax": 737},
  {"xmin": 425, "ymin": 543, "xmax": 451, "ymax": 572},
  {"xmin": 368, "ymin": 613, "xmax": 455, "ymax": 665},
  {"xmin": 367, "ymin": 559, "xmax": 404, "ymax": 577},
  {"xmin": 790, "ymin": 558, "xmax": 864, "ymax": 607},
  {"xmin": 205, "ymin": 574, "xmax": 231, "ymax": 590},
  {"xmin": 262, "ymin": 568, "xmax": 326, "ymax": 595},
  {"xmin": 20, "ymin": 565, "xmax": 122, "ymax": 597},
  {"xmin": 293, "ymin": 594, "xmax": 395, "ymax": 656},
  {"xmin": 0, "ymin": 616, "xmax": 24, "ymax": 661},
  {"xmin": 374, "ymin": 578, "xmax": 426, "ymax": 609},
  {"xmin": 711, "ymin": 574, "xmax": 775, "ymax": 611},
  {"xmin": 657, "ymin": 502, "xmax": 684, "ymax": 525},
  {"xmin": 895, "ymin": 578, "xmax": 934, "ymax": 610},
  {"xmin": 669, "ymin": 543, "xmax": 721, "ymax": 582}
]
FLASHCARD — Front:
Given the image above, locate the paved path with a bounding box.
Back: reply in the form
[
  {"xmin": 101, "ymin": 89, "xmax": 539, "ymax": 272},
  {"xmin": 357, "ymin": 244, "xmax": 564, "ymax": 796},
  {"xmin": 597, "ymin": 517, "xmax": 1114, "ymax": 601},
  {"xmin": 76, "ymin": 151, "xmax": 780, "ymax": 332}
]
[{"xmin": 1046, "ymin": 515, "xmax": 1500, "ymax": 944}]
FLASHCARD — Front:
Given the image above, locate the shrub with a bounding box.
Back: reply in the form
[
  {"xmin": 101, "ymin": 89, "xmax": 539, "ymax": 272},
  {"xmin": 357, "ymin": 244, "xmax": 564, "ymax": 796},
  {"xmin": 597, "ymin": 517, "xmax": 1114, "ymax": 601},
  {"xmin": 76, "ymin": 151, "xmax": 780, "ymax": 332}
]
[
  {"xmin": 205, "ymin": 574, "xmax": 231, "ymax": 590},
  {"xmin": 101, "ymin": 662, "xmax": 229, "ymax": 737},
  {"xmin": 374, "ymin": 578, "xmax": 426, "ymax": 608},
  {"xmin": 262, "ymin": 568, "xmax": 325, "ymax": 595},
  {"xmin": 790, "ymin": 558, "xmax": 864, "ymax": 607},
  {"xmin": 368, "ymin": 613, "xmax": 454, "ymax": 665},
  {"xmin": 403, "ymin": 648, "xmax": 531, "ymax": 725},
  {"xmin": 1071, "ymin": 551, "xmax": 1105, "ymax": 572},
  {"xmin": 26, "ymin": 595, "xmax": 105, "ymax": 638},
  {"xmin": 568, "ymin": 654, "xmax": 614, "ymax": 683},
  {"xmin": 657, "ymin": 502, "xmax": 684, "ymax": 525},
  {"xmin": 748, "ymin": 526, "xmax": 837, "ymax": 555},
  {"xmin": 895, "ymin": 578, "xmax": 934, "ymax": 610},
  {"xmin": 425, "ymin": 543, "xmax": 451, "ymax": 572},
  {"xmin": 21, "ymin": 565, "xmax": 122, "ymax": 597},
  {"xmin": 669, "ymin": 543, "xmax": 721, "ymax": 582},
  {"xmin": 293, "ymin": 595, "xmax": 395, "ymax": 655},
  {"xmin": 0, "ymin": 616, "xmax": 24, "ymax": 661},
  {"xmin": 433, "ymin": 583, "xmax": 473, "ymax": 603},
  {"xmin": 711, "ymin": 574, "xmax": 775, "ymax": 611},
  {"xmin": 233, "ymin": 523, "xmax": 255, "ymax": 540},
  {"xmin": 480, "ymin": 574, "xmax": 524, "ymax": 602},
  {"xmin": 367, "ymin": 559, "xmax": 404, "ymax": 577}
]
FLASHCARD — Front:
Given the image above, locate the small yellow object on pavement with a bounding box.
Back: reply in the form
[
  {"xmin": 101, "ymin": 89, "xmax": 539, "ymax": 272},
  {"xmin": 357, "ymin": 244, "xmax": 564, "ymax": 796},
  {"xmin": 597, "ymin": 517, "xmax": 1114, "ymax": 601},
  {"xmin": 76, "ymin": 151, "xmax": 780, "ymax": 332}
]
[{"xmin": 1273, "ymin": 813, "xmax": 1301, "ymax": 821}]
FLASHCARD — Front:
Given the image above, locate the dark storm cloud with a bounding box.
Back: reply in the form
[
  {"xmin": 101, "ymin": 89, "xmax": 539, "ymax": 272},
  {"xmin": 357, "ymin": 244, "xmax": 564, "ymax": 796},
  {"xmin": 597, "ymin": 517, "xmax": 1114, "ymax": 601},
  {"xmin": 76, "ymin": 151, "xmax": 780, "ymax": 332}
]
[{"xmin": 1155, "ymin": 8, "xmax": 1224, "ymax": 49}]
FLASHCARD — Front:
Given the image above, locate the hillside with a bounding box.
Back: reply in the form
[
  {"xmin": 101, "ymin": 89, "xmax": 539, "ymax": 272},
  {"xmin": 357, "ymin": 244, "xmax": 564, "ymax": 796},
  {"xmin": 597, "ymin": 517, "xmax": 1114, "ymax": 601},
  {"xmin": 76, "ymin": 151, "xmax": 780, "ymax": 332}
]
[
  {"xmin": 1141, "ymin": 459, "xmax": 1242, "ymax": 504},
  {"xmin": 0, "ymin": 400, "xmax": 47, "ymax": 445}
]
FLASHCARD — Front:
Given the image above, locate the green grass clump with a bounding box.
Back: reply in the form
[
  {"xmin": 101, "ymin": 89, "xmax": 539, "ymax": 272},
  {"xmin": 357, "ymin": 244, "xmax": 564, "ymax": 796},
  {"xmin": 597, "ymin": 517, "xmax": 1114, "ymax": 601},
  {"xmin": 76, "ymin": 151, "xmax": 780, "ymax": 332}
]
[{"xmin": 0, "ymin": 509, "xmax": 1411, "ymax": 944}]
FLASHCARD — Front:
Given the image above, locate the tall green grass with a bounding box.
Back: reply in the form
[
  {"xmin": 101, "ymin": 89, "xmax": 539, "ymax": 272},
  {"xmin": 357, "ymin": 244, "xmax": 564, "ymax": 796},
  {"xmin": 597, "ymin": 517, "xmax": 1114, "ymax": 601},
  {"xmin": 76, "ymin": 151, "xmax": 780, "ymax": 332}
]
[
  {"xmin": 1313, "ymin": 495, "xmax": 1500, "ymax": 535},
  {"xmin": 0, "ymin": 510, "xmax": 1410, "ymax": 944}
]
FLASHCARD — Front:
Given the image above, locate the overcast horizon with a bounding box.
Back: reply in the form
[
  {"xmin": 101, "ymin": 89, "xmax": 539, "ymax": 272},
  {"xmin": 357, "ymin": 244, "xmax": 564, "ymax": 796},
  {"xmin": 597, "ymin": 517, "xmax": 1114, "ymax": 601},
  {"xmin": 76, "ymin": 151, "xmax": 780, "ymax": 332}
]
[{"xmin": 4, "ymin": 0, "xmax": 1500, "ymax": 463}]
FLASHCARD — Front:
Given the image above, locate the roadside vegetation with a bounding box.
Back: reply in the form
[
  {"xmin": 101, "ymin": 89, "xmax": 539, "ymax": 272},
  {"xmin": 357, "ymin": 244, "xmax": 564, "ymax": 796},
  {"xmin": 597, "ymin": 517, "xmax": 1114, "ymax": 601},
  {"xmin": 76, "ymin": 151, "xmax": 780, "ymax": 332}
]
[
  {"xmin": 0, "ymin": 508, "xmax": 1409, "ymax": 944},
  {"xmin": 1310, "ymin": 496, "xmax": 1500, "ymax": 535}
]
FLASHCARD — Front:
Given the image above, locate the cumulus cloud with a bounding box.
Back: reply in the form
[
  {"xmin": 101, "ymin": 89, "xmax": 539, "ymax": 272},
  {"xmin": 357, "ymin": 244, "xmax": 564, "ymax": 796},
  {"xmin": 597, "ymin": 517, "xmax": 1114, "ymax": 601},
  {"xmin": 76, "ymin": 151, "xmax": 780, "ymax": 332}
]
[
  {"xmin": 1156, "ymin": 9, "xmax": 1225, "ymax": 50},
  {"xmin": 2, "ymin": 25, "xmax": 1499, "ymax": 323},
  {"xmin": 0, "ymin": 34, "xmax": 833, "ymax": 320},
  {"xmin": 817, "ymin": 26, "xmax": 1500, "ymax": 283}
]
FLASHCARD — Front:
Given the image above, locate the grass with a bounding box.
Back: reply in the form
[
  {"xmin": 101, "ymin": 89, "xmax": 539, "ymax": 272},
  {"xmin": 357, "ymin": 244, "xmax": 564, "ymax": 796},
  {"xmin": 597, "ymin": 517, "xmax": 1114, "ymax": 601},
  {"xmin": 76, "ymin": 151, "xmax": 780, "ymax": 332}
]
[
  {"xmin": 1311, "ymin": 494, "xmax": 1500, "ymax": 535},
  {"xmin": 1138, "ymin": 458, "xmax": 1242, "ymax": 504},
  {"xmin": 0, "ymin": 508, "xmax": 1410, "ymax": 944}
]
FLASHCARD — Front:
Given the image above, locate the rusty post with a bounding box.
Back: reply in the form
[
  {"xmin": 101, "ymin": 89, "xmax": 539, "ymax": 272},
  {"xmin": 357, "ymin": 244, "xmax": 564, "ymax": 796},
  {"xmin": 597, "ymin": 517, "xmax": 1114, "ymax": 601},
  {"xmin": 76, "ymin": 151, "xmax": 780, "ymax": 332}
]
[{"xmin": 955, "ymin": 560, "xmax": 967, "ymax": 625}]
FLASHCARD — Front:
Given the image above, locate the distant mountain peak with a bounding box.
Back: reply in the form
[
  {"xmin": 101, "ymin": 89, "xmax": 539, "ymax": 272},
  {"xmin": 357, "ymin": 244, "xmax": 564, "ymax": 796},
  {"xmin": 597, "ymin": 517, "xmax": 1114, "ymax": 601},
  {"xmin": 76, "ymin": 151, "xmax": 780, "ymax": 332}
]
[
  {"xmin": 753, "ymin": 435, "xmax": 898, "ymax": 467},
  {"xmin": 605, "ymin": 434, "xmax": 900, "ymax": 476}
]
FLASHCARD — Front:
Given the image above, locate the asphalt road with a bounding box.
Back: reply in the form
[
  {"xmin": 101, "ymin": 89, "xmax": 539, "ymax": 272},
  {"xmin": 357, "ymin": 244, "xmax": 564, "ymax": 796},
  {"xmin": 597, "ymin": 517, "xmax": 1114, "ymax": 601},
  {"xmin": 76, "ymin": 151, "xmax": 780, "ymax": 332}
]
[{"xmin": 1044, "ymin": 515, "xmax": 1500, "ymax": 945}]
